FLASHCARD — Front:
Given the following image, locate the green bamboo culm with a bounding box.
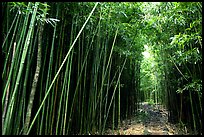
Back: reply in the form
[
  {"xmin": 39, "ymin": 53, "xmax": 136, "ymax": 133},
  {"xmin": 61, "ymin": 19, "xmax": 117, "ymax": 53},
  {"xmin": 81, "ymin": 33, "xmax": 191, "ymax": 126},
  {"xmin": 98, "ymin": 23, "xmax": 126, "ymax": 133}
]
[
  {"xmin": 26, "ymin": 3, "xmax": 99, "ymax": 134},
  {"xmin": 22, "ymin": 2, "xmax": 47, "ymax": 134},
  {"xmin": 2, "ymin": 2, "xmax": 202, "ymax": 135},
  {"xmin": 2, "ymin": 13, "xmax": 20, "ymax": 130},
  {"xmin": 2, "ymin": 12, "xmax": 19, "ymax": 83},
  {"xmin": 3, "ymin": 2, "xmax": 39, "ymax": 135}
]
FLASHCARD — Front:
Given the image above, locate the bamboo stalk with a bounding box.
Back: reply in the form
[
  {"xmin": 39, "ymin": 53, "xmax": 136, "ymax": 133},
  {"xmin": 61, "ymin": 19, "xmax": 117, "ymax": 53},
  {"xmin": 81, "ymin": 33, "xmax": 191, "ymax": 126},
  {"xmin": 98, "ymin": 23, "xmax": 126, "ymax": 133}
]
[
  {"xmin": 26, "ymin": 3, "xmax": 99, "ymax": 134},
  {"xmin": 3, "ymin": 2, "xmax": 38, "ymax": 134},
  {"xmin": 102, "ymin": 57, "xmax": 127, "ymax": 133},
  {"xmin": 16, "ymin": 23, "xmax": 38, "ymax": 135},
  {"xmin": 23, "ymin": 6, "xmax": 46, "ymax": 133}
]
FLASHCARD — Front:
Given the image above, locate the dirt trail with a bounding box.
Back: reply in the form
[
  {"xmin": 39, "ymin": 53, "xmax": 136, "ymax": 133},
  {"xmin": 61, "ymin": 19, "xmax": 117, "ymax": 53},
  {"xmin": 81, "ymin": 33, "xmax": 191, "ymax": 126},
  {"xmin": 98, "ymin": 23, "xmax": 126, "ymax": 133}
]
[{"xmin": 105, "ymin": 102, "xmax": 188, "ymax": 135}]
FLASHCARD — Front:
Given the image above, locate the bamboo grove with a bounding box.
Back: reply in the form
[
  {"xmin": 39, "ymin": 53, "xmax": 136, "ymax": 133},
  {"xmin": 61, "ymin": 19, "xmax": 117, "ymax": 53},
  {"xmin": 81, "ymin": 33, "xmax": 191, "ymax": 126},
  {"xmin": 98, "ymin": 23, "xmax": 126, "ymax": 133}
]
[{"xmin": 2, "ymin": 2, "xmax": 202, "ymax": 135}]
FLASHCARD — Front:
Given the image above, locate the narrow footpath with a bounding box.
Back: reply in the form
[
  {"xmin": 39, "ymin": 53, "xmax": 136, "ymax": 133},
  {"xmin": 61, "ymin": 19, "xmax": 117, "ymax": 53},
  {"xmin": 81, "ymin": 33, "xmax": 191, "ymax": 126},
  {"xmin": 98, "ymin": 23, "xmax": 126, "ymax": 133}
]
[{"xmin": 105, "ymin": 102, "xmax": 189, "ymax": 135}]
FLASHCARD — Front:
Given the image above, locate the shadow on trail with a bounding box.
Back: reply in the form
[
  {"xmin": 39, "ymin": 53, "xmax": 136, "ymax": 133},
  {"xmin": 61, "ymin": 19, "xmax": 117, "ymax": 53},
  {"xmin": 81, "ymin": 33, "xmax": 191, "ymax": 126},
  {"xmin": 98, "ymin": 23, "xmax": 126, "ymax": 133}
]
[
  {"xmin": 105, "ymin": 102, "xmax": 188, "ymax": 135},
  {"xmin": 137, "ymin": 102, "xmax": 169, "ymax": 135}
]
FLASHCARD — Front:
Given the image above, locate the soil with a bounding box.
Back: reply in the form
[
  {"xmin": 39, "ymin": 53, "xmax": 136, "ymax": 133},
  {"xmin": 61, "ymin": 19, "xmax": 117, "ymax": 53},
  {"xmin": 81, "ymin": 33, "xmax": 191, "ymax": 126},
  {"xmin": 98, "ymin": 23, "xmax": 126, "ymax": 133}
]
[{"xmin": 104, "ymin": 102, "xmax": 189, "ymax": 135}]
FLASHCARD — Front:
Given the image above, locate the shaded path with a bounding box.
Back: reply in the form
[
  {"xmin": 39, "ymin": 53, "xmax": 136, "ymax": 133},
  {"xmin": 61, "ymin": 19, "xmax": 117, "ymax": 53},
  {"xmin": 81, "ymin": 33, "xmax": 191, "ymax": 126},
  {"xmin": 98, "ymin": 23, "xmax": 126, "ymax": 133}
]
[{"xmin": 105, "ymin": 102, "xmax": 188, "ymax": 135}]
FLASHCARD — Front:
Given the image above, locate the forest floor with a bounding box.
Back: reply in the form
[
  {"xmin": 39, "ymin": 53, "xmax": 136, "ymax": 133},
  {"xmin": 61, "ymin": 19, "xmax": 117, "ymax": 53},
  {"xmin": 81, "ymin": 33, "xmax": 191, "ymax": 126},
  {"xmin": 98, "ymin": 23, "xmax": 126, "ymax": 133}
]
[{"xmin": 104, "ymin": 102, "xmax": 189, "ymax": 135}]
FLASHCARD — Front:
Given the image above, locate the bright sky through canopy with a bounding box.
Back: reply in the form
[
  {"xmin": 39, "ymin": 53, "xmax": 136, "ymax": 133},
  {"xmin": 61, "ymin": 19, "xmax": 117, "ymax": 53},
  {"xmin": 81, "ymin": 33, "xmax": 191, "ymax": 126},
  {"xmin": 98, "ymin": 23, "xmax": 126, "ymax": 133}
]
[{"xmin": 142, "ymin": 45, "xmax": 150, "ymax": 58}]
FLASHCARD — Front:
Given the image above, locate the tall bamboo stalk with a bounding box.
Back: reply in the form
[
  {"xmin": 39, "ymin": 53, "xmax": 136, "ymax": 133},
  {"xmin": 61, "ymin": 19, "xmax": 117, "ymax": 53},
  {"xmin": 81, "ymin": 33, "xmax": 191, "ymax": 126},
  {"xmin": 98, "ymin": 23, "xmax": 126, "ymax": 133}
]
[
  {"xmin": 26, "ymin": 3, "xmax": 99, "ymax": 134},
  {"xmin": 23, "ymin": 3, "xmax": 46, "ymax": 134},
  {"xmin": 3, "ymin": 3, "xmax": 39, "ymax": 134},
  {"xmin": 102, "ymin": 57, "xmax": 127, "ymax": 133}
]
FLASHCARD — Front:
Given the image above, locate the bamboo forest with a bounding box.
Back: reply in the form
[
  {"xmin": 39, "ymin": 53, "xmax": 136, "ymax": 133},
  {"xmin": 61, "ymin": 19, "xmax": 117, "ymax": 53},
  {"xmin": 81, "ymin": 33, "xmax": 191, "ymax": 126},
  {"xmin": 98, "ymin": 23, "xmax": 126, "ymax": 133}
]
[{"xmin": 1, "ymin": 2, "xmax": 202, "ymax": 135}]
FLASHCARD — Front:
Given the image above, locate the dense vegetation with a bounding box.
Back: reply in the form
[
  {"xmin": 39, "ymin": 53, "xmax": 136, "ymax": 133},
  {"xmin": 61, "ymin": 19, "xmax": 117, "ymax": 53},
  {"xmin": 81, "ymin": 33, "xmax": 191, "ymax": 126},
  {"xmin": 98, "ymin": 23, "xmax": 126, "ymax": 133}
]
[{"xmin": 2, "ymin": 2, "xmax": 202, "ymax": 135}]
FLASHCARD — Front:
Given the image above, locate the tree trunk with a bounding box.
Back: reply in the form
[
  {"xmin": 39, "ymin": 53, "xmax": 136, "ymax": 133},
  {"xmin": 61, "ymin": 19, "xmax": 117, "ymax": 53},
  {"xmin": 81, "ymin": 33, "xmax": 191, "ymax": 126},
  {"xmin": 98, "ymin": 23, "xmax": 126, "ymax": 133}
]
[{"xmin": 23, "ymin": 23, "xmax": 44, "ymax": 134}]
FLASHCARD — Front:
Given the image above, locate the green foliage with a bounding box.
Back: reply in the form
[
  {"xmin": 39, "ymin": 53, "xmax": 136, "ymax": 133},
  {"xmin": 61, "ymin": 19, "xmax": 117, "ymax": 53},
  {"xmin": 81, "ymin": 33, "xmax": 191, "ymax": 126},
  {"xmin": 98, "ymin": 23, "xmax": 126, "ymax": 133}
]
[
  {"xmin": 146, "ymin": 99, "xmax": 155, "ymax": 105},
  {"xmin": 176, "ymin": 80, "xmax": 202, "ymax": 94},
  {"xmin": 2, "ymin": 2, "xmax": 202, "ymax": 135},
  {"xmin": 139, "ymin": 2, "xmax": 202, "ymax": 134}
]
